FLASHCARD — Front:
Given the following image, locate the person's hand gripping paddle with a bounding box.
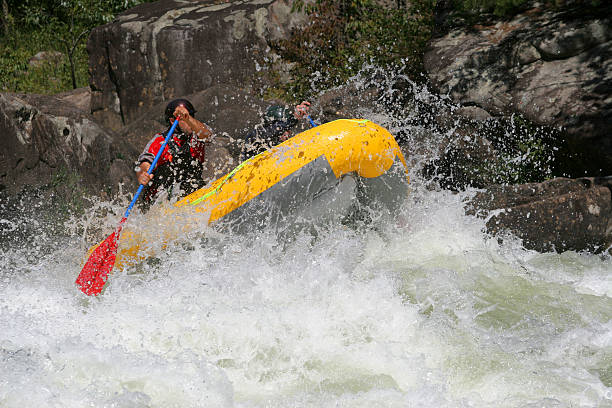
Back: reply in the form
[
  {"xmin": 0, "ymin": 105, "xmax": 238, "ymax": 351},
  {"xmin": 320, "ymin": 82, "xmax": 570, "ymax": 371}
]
[{"xmin": 75, "ymin": 118, "xmax": 181, "ymax": 296}]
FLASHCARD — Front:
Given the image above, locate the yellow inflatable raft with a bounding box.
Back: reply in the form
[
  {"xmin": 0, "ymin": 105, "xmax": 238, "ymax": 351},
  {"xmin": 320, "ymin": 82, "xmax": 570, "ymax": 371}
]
[{"xmin": 109, "ymin": 119, "xmax": 409, "ymax": 269}]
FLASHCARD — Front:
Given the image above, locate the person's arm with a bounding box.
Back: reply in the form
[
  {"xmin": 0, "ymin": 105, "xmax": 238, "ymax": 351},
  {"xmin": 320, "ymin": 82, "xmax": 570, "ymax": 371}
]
[
  {"xmin": 274, "ymin": 101, "xmax": 311, "ymax": 142},
  {"xmin": 174, "ymin": 105, "xmax": 213, "ymax": 142},
  {"xmin": 187, "ymin": 116, "xmax": 213, "ymax": 141},
  {"xmin": 294, "ymin": 101, "xmax": 311, "ymax": 120},
  {"xmin": 134, "ymin": 135, "xmax": 166, "ymax": 186},
  {"xmin": 136, "ymin": 161, "xmax": 152, "ymax": 186}
]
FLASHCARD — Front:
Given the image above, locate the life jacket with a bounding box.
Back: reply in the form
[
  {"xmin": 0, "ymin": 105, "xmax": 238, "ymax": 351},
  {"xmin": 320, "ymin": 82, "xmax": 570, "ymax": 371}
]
[{"xmin": 142, "ymin": 130, "xmax": 206, "ymax": 204}]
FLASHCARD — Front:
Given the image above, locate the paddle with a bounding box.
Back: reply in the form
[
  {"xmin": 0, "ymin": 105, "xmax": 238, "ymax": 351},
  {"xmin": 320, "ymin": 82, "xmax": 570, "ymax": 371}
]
[
  {"xmin": 75, "ymin": 118, "xmax": 181, "ymax": 296},
  {"xmin": 306, "ymin": 115, "xmax": 317, "ymax": 128}
]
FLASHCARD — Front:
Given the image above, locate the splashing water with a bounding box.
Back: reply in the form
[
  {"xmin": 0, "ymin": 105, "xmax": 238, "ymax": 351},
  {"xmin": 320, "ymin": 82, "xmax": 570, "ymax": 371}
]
[{"xmin": 1, "ymin": 76, "xmax": 611, "ymax": 408}]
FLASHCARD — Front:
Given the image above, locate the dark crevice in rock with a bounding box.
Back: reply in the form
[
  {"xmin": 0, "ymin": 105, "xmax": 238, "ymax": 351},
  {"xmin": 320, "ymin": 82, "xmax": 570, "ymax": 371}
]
[
  {"xmin": 106, "ymin": 42, "xmax": 125, "ymax": 126},
  {"xmin": 14, "ymin": 158, "xmax": 24, "ymax": 171}
]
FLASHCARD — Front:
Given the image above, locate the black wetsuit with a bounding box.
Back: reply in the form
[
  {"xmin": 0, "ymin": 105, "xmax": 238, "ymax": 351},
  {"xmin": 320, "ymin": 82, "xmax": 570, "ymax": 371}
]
[{"xmin": 138, "ymin": 129, "xmax": 207, "ymax": 204}]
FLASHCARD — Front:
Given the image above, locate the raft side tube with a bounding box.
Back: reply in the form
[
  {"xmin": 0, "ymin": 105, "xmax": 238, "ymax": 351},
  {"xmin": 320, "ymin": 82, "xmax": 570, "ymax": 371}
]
[{"xmin": 176, "ymin": 119, "xmax": 408, "ymax": 222}]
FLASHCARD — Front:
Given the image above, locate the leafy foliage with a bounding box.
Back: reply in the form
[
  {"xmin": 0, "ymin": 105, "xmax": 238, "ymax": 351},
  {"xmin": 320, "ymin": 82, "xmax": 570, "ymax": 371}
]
[
  {"xmin": 481, "ymin": 114, "xmax": 562, "ymax": 184},
  {"xmin": 0, "ymin": 0, "xmax": 155, "ymax": 94},
  {"xmin": 423, "ymin": 114, "xmax": 565, "ymax": 190},
  {"xmin": 455, "ymin": 0, "xmax": 528, "ymax": 16},
  {"xmin": 269, "ymin": 0, "xmax": 435, "ymax": 100}
]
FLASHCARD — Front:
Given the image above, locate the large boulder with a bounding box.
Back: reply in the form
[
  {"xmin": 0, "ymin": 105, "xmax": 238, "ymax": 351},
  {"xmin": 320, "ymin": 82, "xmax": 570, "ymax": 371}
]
[
  {"xmin": 88, "ymin": 0, "xmax": 307, "ymax": 131},
  {"xmin": 0, "ymin": 92, "xmax": 135, "ymax": 196},
  {"xmin": 424, "ymin": 4, "xmax": 612, "ymax": 173},
  {"xmin": 466, "ymin": 177, "xmax": 612, "ymax": 253}
]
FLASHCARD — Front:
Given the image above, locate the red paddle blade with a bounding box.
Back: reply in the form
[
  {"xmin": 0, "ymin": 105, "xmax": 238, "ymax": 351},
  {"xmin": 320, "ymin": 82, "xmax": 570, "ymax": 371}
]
[{"xmin": 75, "ymin": 220, "xmax": 125, "ymax": 296}]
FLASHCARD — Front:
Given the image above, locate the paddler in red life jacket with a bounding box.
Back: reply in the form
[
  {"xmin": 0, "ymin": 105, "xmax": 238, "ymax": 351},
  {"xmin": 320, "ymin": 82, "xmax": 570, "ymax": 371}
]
[{"xmin": 135, "ymin": 98, "xmax": 214, "ymax": 205}]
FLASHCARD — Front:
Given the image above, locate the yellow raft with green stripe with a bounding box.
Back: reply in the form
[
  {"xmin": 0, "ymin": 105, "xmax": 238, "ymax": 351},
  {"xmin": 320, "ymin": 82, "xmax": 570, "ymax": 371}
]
[{"xmin": 107, "ymin": 119, "xmax": 409, "ymax": 270}]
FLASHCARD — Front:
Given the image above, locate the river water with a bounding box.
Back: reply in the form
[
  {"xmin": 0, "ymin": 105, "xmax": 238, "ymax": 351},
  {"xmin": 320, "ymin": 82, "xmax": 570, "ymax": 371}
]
[{"xmin": 1, "ymin": 80, "xmax": 611, "ymax": 407}]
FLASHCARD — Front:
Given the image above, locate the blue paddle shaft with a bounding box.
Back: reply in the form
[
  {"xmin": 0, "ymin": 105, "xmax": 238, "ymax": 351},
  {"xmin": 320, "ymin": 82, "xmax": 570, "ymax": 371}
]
[
  {"xmin": 307, "ymin": 115, "xmax": 317, "ymax": 128},
  {"xmin": 124, "ymin": 118, "xmax": 181, "ymax": 218}
]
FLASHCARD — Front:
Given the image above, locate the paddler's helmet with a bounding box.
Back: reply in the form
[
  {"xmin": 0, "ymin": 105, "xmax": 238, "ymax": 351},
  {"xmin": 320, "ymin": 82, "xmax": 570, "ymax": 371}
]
[
  {"xmin": 263, "ymin": 104, "xmax": 299, "ymax": 131},
  {"xmin": 264, "ymin": 104, "xmax": 293, "ymax": 124},
  {"xmin": 165, "ymin": 98, "xmax": 196, "ymax": 125}
]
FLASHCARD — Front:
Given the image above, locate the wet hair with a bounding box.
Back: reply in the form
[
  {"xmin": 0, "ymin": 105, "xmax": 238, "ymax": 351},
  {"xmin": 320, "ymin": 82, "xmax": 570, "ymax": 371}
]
[{"xmin": 165, "ymin": 98, "xmax": 196, "ymax": 125}]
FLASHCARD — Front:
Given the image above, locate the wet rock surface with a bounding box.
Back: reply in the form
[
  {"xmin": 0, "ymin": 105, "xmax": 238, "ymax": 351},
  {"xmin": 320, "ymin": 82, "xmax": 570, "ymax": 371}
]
[
  {"xmin": 466, "ymin": 177, "xmax": 612, "ymax": 253},
  {"xmin": 88, "ymin": 0, "xmax": 306, "ymax": 131},
  {"xmin": 424, "ymin": 3, "xmax": 612, "ymax": 173},
  {"xmin": 0, "ymin": 92, "xmax": 135, "ymax": 196}
]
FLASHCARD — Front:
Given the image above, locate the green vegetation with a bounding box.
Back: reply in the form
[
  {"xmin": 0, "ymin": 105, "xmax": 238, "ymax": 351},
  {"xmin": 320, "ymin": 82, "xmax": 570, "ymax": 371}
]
[
  {"xmin": 49, "ymin": 165, "xmax": 89, "ymax": 215},
  {"xmin": 454, "ymin": 0, "xmax": 529, "ymax": 17},
  {"xmin": 0, "ymin": 0, "xmax": 155, "ymax": 94},
  {"xmin": 430, "ymin": 114, "xmax": 567, "ymax": 189},
  {"xmin": 269, "ymin": 0, "xmax": 436, "ymax": 100},
  {"xmin": 484, "ymin": 114, "xmax": 561, "ymax": 184}
]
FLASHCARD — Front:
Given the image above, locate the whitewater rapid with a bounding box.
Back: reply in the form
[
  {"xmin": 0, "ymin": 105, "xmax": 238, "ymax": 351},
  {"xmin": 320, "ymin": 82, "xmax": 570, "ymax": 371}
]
[
  {"xmin": 2, "ymin": 74, "xmax": 611, "ymax": 407},
  {"xmin": 1, "ymin": 182, "xmax": 611, "ymax": 407}
]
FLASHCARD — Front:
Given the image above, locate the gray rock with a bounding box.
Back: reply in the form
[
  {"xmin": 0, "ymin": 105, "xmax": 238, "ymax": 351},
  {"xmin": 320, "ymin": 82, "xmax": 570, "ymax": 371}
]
[
  {"xmin": 535, "ymin": 19, "xmax": 607, "ymax": 59},
  {"xmin": 28, "ymin": 51, "xmax": 64, "ymax": 68},
  {"xmin": 424, "ymin": 6, "xmax": 612, "ymax": 173},
  {"xmin": 55, "ymin": 87, "xmax": 91, "ymax": 113},
  {"xmin": 88, "ymin": 0, "xmax": 307, "ymax": 132},
  {"xmin": 316, "ymin": 83, "xmax": 383, "ymax": 123},
  {"xmin": 0, "ymin": 92, "xmax": 135, "ymax": 196},
  {"xmin": 466, "ymin": 177, "xmax": 612, "ymax": 252},
  {"xmin": 455, "ymin": 106, "xmax": 492, "ymax": 122}
]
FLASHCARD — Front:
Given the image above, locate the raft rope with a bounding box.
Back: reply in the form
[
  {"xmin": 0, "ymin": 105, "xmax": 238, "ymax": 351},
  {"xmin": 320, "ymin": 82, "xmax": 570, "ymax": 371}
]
[{"xmin": 188, "ymin": 158, "xmax": 252, "ymax": 206}]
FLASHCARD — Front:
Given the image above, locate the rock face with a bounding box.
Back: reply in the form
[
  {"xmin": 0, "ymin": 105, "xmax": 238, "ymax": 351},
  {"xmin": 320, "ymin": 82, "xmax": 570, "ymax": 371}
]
[
  {"xmin": 467, "ymin": 177, "xmax": 612, "ymax": 252},
  {"xmin": 424, "ymin": 4, "xmax": 612, "ymax": 173},
  {"xmin": 0, "ymin": 92, "xmax": 135, "ymax": 196},
  {"xmin": 88, "ymin": 0, "xmax": 307, "ymax": 131},
  {"xmin": 55, "ymin": 87, "xmax": 91, "ymax": 112}
]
